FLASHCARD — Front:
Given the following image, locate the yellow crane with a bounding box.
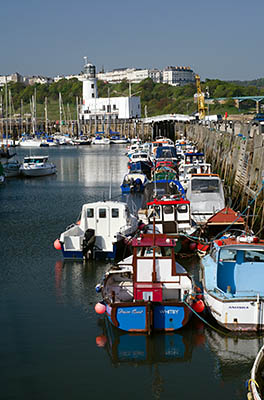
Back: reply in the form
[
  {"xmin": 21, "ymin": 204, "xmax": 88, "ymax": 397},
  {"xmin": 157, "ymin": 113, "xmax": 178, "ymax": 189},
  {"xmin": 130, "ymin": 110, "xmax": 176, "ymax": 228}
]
[{"xmin": 195, "ymin": 74, "xmax": 207, "ymax": 120}]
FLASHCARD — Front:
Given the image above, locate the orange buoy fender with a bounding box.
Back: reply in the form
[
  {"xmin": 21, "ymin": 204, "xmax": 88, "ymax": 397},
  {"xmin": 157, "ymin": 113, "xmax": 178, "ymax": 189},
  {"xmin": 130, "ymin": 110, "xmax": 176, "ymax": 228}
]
[{"xmin": 54, "ymin": 239, "xmax": 62, "ymax": 250}]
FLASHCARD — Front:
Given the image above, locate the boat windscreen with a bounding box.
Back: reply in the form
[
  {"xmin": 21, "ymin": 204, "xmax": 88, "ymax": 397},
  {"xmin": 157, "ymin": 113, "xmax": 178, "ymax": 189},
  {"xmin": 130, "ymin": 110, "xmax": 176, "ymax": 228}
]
[{"xmin": 191, "ymin": 178, "xmax": 219, "ymax": 193}]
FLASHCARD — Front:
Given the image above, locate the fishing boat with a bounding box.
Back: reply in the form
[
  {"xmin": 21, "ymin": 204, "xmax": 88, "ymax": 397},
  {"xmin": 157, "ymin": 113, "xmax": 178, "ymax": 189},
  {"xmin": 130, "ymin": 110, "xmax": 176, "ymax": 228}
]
[
  {"xmin": 200, "ymin": 234, "xmax": 264, "ymax": 332},
  {"xmin": 186, "ymin": 173, "xmax": 225, "ymax": 224},
  {"xmin": 55, "ymin": 200, "xmax": 138, "ymax": 260},
  {"xmin": 95, "ymin": 230, "xmax": 203, "ymax": 333},
  {"xmin": 20, "ymin": 156, "xmax": 57, "ymax": 177},
  {"xmin": 144, "ymin": 197, "xmax": 196, "ymax": 245},
  {"xmin": 120, "ymin": 171, "xmax": 149, "ymax": 194}
]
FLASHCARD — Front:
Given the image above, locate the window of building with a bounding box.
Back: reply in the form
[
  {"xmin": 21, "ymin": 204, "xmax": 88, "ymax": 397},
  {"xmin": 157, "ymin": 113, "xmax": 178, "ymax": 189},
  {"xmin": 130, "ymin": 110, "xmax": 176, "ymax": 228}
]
[
  {"xmin": 92, "ymin": 93, "xmax": 94, "ymax": 98},
  {"xmin": 91, "ymin": 84, "xmax": 94, "ymax": 88}
]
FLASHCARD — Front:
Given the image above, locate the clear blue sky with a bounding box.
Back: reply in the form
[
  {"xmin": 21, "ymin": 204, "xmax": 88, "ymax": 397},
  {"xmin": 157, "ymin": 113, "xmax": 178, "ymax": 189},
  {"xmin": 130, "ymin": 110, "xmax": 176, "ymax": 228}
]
[{"xmin": 1, "ymin": 0, "xmax": 263, "ymax": 81}]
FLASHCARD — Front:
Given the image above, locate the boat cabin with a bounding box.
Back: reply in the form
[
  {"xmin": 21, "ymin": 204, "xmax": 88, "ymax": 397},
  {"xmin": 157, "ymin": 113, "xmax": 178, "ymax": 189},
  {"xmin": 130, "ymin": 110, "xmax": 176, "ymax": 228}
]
[
  {"xmin": 23, "ymin": 156, "xmax": 49, "ymax": 164},
  {"xmin": 186, "ymin": 174, "xmax": 225, "ymax": 223},
  {"xmin": 207, "ymin": 238, "xmax": 264, "ymax": 298},
  {"xmin": 146, "ymin": 198, "xmax": 192, "ymax": 234}
]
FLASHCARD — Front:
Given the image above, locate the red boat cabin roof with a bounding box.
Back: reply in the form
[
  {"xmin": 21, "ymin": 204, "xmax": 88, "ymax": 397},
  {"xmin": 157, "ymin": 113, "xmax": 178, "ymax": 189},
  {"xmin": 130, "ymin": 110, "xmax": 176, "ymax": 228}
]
[{"xmin": 131, "ymin": 234, "xmax": 177, "ymax": 247}]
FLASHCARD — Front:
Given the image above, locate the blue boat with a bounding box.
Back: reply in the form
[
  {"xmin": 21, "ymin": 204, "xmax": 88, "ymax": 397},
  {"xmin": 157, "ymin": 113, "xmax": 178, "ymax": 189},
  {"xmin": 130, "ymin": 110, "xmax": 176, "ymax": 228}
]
[
  {"xmin": 200, "ymin": 234, "xmax": 264, "ymax": 332},
  {"xmin": 95, "ymin": 231, "xmax": 202, "ymax": 333}
]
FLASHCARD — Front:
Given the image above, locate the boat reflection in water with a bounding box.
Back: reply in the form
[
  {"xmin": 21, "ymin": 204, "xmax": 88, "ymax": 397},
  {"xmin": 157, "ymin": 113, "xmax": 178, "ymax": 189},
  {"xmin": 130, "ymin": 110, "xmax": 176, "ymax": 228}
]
[
  {"xmin": 96, "ymin": 315, "xmax": 205, "ymax": 364},
  {"xmin": 205, "ymin": 328, "xmax": 264, "ymax": 381}
]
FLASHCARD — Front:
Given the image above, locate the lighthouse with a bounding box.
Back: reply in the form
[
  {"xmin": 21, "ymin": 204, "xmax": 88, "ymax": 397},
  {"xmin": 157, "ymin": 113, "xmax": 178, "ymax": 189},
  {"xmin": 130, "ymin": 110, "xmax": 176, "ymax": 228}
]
[
  {"xmin": 80, "ymin": 57, "xmax": 141, "ymax": 121},
  {"xmin": 82, "ymin": 57, "xmax": 98, "ymax": 106}
]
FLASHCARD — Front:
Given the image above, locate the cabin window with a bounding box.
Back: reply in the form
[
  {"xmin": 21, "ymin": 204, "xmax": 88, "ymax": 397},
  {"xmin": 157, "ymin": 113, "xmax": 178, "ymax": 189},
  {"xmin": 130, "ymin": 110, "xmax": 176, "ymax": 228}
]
[
  {"xmin": 87, "ymin": 208, "xmax": 94, "ymax": 218},
  {"xmin": 164, "ymin": 205, "xmax": 173, "ymax": 214},
  {"xmin": 177, "ymin": 204, "xmax": 188, "ymax": 213},
  {"xmin": 244, "ymin": 250, "xmax": 264, "ymax": 262},
  {"xmin": 99, "ymin": 209, "xmax": 106, "ymax": 218},
  {"xmin": 219, "ymin": 248, "xmax": 237, "ymax": 262},
  {"xmin": 191, "ymin": 178, "xmax": 219, "ymax": 193},
  {"xmin": 111, "ymin": 208, "xmax": 119, "ymax": 218}
]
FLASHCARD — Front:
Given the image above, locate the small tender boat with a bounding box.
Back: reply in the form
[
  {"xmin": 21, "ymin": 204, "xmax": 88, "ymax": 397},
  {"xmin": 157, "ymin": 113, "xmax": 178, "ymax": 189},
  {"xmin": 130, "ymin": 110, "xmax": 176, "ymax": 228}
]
[
  {"xmin": 56, "ymin": 201, "xmax": 138, "ymax": 260},
  {"xmin": 20, "ymin": 156, "xmax": 57, "ymax": 177},
  {"xmin": 95, "ymin": 231, "xmax": 202, "ymax": 333},
  {"xmin": 186, "ymin": 173, "xmax": 225, "ymax": 224},
  {"xmin": 120, "ymin": 171, "xmax": 149, "ymax": 193},
  {"xmin": 200, "ymin": 234, "xmax": 264, "ymax": 332}
]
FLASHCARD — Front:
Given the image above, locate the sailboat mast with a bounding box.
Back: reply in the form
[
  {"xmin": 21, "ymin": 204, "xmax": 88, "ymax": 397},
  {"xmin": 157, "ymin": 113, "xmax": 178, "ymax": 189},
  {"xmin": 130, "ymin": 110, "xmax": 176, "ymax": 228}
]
[
  {"xmin": 5, "ymin": 82, "xmax": 8, "ymax": 145},
  {"xmin": 8, "ymin": 89, "xmax": 12, "ymax": 145},
  {"xmin": 59, "ymin": 92, "xmax": 62, "ymax": 134},
  {"xmin": 45, "ymin": 97, "xmax": 48, "ymax": 133}
]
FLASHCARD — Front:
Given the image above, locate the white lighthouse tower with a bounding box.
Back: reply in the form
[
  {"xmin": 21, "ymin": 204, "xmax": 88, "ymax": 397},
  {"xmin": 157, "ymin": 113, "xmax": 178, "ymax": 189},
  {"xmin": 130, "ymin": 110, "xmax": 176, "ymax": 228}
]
[
  {"xmin": 82, "ymin": 57, "xmax": 98, "ymax": 106},
  {"xmin": 80, "ymin": 58, "xmax": 141, "ymax": 121}
]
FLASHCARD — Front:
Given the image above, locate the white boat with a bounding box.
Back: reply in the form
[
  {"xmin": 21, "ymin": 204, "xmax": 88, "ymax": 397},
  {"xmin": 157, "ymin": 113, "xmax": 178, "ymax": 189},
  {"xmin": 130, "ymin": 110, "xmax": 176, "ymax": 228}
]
[
  {"xmin": 20, "ymin": 156, "xmax": 57, "ymax": 177},
  {"xmin": 19, "ymin": 137, "xmax": 43, "ymax": 147},
  {"xmin": 186, "ymin": 173, "xmax": 225, "ymax": 224},
  {"xmin": 200, "ymin": 234, "xmax": 264, "ymax": 332},
  {"xmin": 56, "ymin": 201, "xmax": 139, "ymax": 260},
  {"xmin": 92, "ymin": 134, "xmax": 110, "ymax": 145}
]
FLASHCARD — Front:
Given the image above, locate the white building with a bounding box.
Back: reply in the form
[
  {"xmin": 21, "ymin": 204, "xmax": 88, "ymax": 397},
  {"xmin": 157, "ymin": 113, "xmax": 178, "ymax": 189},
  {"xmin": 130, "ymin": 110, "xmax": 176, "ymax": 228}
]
[
  {"xmin": 163, "ymin": 66, "xmax": 195, "ymax": 86},
  {"xmin": 80, "ymin": 58, "xmax": 141, "ymax": 121},
  {"xmin": 0, "ymin": 72, "xmax": 23, "ymax": 87},
  {"xmin": 97, "ymin": 68, "xmax": 162, "ymax": 84}
]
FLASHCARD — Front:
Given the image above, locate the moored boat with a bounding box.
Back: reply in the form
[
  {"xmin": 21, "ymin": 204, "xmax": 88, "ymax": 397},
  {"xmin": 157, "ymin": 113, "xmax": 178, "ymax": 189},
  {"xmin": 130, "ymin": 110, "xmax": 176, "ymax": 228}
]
[
  {"xmin": 186, "ymin": 173, "xmax": 225, "ymax": 224},
  {"xmin": 55, "ymin": 200, "xmax": 139, "ymax": 260},
  {"xmin": 20, "ymin": 156, "xmax": 56, "ymax": 177},
  {"xmin": 95, "ymin": 231, "xmax": 203, "ymax": 333},
  {"xmin": 200, "ymin": 234, "xmax": 264, "ymax": 332}
]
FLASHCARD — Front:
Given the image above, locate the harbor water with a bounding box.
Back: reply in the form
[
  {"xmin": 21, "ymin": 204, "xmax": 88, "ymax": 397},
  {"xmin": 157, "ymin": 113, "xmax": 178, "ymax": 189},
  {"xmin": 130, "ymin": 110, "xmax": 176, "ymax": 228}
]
[{"xmin": 0, "ymin": 145, "xmax": 259, "ymax": 399}]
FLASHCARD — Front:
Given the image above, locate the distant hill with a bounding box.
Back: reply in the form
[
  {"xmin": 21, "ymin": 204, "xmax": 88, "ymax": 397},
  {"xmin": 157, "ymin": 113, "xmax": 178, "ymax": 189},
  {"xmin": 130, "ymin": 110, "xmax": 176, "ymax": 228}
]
[{"xmin": 229, "ymin": 78, "xmax": 264, "ymax": 88}]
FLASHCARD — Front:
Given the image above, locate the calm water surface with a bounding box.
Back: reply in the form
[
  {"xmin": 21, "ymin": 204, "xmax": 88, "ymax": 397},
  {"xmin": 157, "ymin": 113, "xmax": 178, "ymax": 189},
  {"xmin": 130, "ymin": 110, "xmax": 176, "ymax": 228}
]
[{"xmin": 0, "ymin": 145, "xmax": 258, "ymax": 399}]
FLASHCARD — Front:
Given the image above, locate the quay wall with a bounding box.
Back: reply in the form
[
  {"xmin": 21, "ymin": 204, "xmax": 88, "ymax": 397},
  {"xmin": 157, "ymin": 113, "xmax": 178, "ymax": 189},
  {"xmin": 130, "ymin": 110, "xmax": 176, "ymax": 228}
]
[{"xmin": 184, "ymin": 121, "xmax": 264, "ymax": 235}]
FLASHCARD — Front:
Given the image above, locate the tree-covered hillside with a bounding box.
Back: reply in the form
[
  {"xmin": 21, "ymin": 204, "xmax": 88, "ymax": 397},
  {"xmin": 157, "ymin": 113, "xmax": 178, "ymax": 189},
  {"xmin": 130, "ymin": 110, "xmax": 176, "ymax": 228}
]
[{"xmin": 1, "ymin": 76, "xmax": 264, "ymax": 120}]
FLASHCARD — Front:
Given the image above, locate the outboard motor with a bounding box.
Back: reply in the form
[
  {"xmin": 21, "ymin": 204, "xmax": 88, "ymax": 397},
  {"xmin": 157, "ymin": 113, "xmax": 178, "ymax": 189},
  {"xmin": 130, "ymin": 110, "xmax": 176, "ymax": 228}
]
[{"xmin": 82, "ymin": 228, "xmax": 96, "ymax": 259}]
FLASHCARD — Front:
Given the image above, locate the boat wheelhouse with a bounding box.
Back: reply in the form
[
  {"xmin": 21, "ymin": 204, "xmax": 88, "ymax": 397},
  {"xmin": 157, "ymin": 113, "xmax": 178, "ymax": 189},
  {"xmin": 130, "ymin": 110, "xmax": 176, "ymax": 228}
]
[
  {"xmin": 186, "ymin": 174, "xmax": 225, "ymax": 224},
  {"xmin": 57, "ymin": 201, "xmax": 138, "ymax": 260}
]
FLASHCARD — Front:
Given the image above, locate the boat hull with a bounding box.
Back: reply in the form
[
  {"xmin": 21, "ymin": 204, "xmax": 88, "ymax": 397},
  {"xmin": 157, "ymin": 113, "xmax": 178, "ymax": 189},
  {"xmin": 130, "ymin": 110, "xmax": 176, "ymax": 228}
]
[
  {"xmin": 61, "ymin": 239, "xmax": 125, "ymax": 261},
  {"xmin": 20, "ymin": 166, "xmax": 56, "ymax": 177},
  {"xmin": 105, "ymin": 301, "xmax": 192, "ymax": 333},
  {"xmin": 202, "ymin": 290, "xmax": 264, "ymax": 332}
]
